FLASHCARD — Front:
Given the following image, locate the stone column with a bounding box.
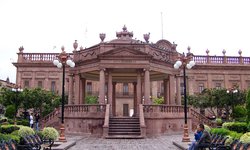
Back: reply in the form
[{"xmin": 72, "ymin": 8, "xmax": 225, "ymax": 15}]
[
  {"xmin": 169, "ymin": 75, "xmax": 175, "ymax": 105},
  {"xmin": 99, "ymin": 69, "xmax": 106, "ymax": 104},
  {"xmin": 144, "ymin": 69, "xmax": 151, "ymax": 104},
  {"xmin": 74, "ymin": 74, "xmax": 80, "ymax": 104},
  {"xmin": 133, "ymin": 82, "xmax": 137, "ymax": 116},
  {"xmin": 108, "ymin": 72, "xmax": 113, "ymax": 113},
  {"xmin": 81, "ymin": 78, "xmax": 86, "ymax": 104},
  {"xmin": 163, "ymin": 79, "xmax": 168, "ymax": 105},
  {"xmin": 112, "ymin": 82, "xmax": 116, "ymax": 116},
  {"xmin": 68, "ymin": 74, "xmax": 73, "ymax": 104},
  {"xmin": 176, "ymin": 75, "xmax": 181, "ymax": 105},
  {"xmin": 137, "ymin": 71, "xmax": 142, "ymax": 105}
]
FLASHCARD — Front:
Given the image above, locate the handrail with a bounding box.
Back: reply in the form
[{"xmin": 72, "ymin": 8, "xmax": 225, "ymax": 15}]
[
  {"xmin": 42, "ymin": 107, "xmax": 59, "ymax": 128},
  {"xmin": 139, "ymin": 104, "xmax": 146, "ymax": 137},
  {"xmin": 102, "ymin": 104, "xmax": 110, "ymax": 138},
  {"xmin": 103, "ymin": 104, "xmax": 110, "ymax": 127},
  {"xmin": 190, "ymin": 108, "xmax": 216, "ymax": 127}
]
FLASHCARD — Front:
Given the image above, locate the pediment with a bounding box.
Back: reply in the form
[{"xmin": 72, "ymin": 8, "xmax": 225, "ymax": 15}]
[{"xmin": 99, "ymin": 47, "xmax": 150, "ymax": 57}]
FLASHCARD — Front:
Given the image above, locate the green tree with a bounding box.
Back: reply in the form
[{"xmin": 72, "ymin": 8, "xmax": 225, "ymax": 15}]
[{"xmin": 246, "ymin": 89, "xmax": 250, "ymax": 122}]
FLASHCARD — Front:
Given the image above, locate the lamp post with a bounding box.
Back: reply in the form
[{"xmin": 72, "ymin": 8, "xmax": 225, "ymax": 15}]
[
  {"xmin": 227, "ymin": 87, "xmax": 238, "ymax": 120},
  {"xmin": 174, "ymin": 50, "xmax": 195, "ymax": 142},
  {"xmin": 11, "ymin": 85, "xmax": 23, "ymax": 125},
  {"xmin": 53, "ymin": 46, "xmax": 75, "ymax": 142}
]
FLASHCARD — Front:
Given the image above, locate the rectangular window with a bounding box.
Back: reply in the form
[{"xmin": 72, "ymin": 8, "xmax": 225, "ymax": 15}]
[
  {"xmin": 123, "ymin": 83, "xmax": 129, "ymax": 95},
  {"xmin": 51, "ymin": 81, "xmax": 56, "ymax": 92},
  {"xmin": 215, "ymin": 83, "xmax": 221, "ymax": 89},
  {"xmin": 160, "ymin": 83, "xmax": 164, "ymax": 97},
  {"xmin": 198, "ymin": 83, "xmax": 204, "ymax": 93},
  {"xmin": 24, "ymin": 80, "xmax": 30, "ymax": 88},
  {"xmin": 86, "ymin": 82, "xmax": 92, "ymax": 94},
  {"xmin": 38, "ymin": 81, "xmax": 43, "ymax": 88},
  {"xmin": 180, "ymin": 83, "xmax": 184, "ymax": 95}
]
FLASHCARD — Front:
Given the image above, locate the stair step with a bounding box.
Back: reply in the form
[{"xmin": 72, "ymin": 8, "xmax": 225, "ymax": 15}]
[
  {"xmin": 109, "ymin": 126, "xmax": 140, "ymax": 129},
  {"xmin": 109, "ymin": 132, "xmax": 141, "ymax": 135},
  {"xmin": 109, "ymin": 129, "xmax": 141, "ymax": 132},
  {"xmin": 105, "ymin": 135, "xmax": 144, "ymax": 139}
]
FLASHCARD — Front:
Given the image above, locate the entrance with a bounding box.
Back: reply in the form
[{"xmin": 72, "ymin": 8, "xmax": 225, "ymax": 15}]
[{"xmin": 123, "ymin": 104, "xmax": 129, "ymax": 116}]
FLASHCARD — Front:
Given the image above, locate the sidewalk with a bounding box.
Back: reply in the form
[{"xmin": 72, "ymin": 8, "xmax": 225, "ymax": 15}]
[{"xmin": 50, "ymin": 133, "xmax": 193, "ymax": 150}]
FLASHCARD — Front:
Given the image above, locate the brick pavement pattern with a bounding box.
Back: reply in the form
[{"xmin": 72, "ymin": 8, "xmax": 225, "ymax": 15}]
[{"xmin": 67, "ymin": 134, "xmax": 184, "ymax": 150}]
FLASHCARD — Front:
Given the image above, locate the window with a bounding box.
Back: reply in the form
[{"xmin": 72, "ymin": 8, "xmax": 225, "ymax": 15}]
[
  {"xmin": 51, "ymin": 81, "xmax": 56, "ymax": 92},
  {"xmin": 86, "ymin": 82, "xmax": 92, "ymax": 94},
  {"xmin": 180, "ymin": 83, "xmax": 184, "ymax": 95},
  {"xmin": 160, "ymin": 83, "xmax": 164, "ymax": 97},
  {"xmin": 24, "ymin": 80, "xmax": 30, "ymax": 88},
  {"xmin": 215, "ymin": 83, "xmax": 221, "ymax": 89},
  {"xmin": 198, "ymin": 83, "xmax": 204, "ymax": 93},
  {"xmin": 123, "ymin": 83, "xmax": 129, "ymax": 95},
  {"xmin": 38, "ymin": 81, "xmax": 43, "ymax": 88}
]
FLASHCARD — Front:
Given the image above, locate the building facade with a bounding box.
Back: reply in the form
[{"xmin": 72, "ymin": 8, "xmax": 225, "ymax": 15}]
[{"xmin": 12, "ymin": 26, "xmax": 250, "ymax": 136}]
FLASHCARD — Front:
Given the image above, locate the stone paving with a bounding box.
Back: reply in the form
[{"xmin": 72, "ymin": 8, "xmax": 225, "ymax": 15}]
[{"xmin": 66, "ymin": 133, "xmax": 190, "ymax": 150}]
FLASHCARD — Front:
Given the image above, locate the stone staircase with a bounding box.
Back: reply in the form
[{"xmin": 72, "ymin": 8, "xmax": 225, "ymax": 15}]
[{"xmin": 106, "ymin": 117, "xmax": 143, "ymax": 139}]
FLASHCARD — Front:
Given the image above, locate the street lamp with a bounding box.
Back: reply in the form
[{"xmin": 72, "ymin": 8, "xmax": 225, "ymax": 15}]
[
  {"xmin": 227, "ymin": 87, "xmax": 238, "ymax": 120},
  {"xmin": 53, "ymin": 46, "xmax": 75, "ymax": 142},
  {"xmin": 11, "ymin": 85, "xmax": 23, "ymax": 125},
  {"xmin": 174, "ymin": 50, "xmax": 195, "ymax": 142}
]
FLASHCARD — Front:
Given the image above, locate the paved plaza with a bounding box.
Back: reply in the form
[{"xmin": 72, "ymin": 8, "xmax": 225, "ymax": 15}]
[{"xmin": 66, "ymin": 133, "xmax": 188, "ymax": 150}]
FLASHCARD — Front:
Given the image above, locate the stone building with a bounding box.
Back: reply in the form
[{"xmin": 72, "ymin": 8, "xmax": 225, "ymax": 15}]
[{"xmin": 12, "ymin": 26, "xmax": 250, "ymax": 137}]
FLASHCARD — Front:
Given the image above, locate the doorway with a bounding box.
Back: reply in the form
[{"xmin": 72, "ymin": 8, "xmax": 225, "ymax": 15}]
[{"xmin": 123, "ymin": 104, "xmax": 129, "ymax": 116}]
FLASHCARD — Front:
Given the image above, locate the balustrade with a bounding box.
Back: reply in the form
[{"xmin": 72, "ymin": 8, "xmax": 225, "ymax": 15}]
[
  {"xmin": 193, "ymin": 55, "xmax": 250, "ymax": 64},
  {"xmin": 20, "ymin": 53, "xmax": 73, "ymax": 62}
]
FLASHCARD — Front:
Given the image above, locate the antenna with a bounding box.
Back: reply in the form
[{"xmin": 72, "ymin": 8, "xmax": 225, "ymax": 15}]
[{"xmin": 161, "ymin": 12, "xmax": 164, "ymax": 39}]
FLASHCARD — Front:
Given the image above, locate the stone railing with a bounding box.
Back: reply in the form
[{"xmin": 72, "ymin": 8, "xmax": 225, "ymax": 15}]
[
  {"xmin": 189, "ymin": 108, "xmax": 216, "ymax": 127},
  {"xmin": 193, "ymin": 55, "xmax": 250, "ymax": 64},
  {"xmin": 63, "ymin": 104, "xmax": 106, "ymax": 118},
  {"xmin": 102, "ymin": 104, "xmax": 110, "ymax": 137},
  {"xmin": 139, "ymin": 104, "xmax": 146, "ymax": 137},
  {"xmin": 18, "ymin": 53, "xmax": 74, "ymax": 62},
  {"xmin": 42, "ymin": 108, "xmax": 60, "ymax": 128},
  {"xmin": 143, "ymin": 105, "xmax": 187, "ymax": 118}
]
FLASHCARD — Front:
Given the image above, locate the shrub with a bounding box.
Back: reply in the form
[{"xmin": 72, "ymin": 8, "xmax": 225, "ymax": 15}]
[
  {"xmin": 85, "ymin": 96, "xmax": 98, "ymax": 104},
  {"xmin": 210, "ymin": 128, "xmax": 230, "ymax": 136},
  {"xmin": 222, "ymin": 122, "xmax": 248, "ymax": 133},
  {"xmin": 229, "ymin": 131, "xmax": 243, "ymax": 140},
  {"xmin": 153, "ymin": 97, "xmax": 164, "ymax": 104},
  {"xmin": 0, "ymin": 133, "xmax": 20, "ymax": 143},
  {"xmin": 42, "ymin": 127, "xmax": 59, "ymax": 140},
  {"xmin": 216, "ymin": 118, "xmax": 223, "ymax": 126},
  {"xmin": 240, "ymin": 132, "xmax": 250, "ymax": 143},
  {"xmin": 18, "ymin": 126, "xmax": 35, "ymax": 138},
  {"xmin": 17, "ymin": 119, "xmax": 29, "ymax": 126},
  {"xmin": 0, "ymin": 125, "xmax": 20, "ymax": 134},
  {"xmin": 232, "ymin": 105, "xmax": 247, "ymax": 121},
  {"xmin": 5, "ymin": 105, "xmax": 15, "ymax": 119}
]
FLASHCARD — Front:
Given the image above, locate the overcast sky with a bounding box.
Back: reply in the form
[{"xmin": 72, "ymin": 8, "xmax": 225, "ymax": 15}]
[{"xmin": 0, "ymin": 0, "xmax": 250, "ymax": 83}]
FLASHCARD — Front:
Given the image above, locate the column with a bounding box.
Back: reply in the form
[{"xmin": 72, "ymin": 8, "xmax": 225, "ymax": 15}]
[
  {"xmin": 144, "ymin": 69, "xmax": 150, "ymax": 104},
  {"xmin": 163, "ymin": 79, "xmax": 168, "ymax": 104},
  {"xmin": 133, "ymin": 82, "xmax": 137, "ymax": 116},
  {"xmin": 99, "ymin": 69, "xmax": 106, "ymax": 104},
  {"xmin": 81, "ymin": 78, "xmax": 86, "ymax": 104},
  {"xmin": 74, "ymin": 74, "xmax": 80, "ymax": 104},
  {"xmin": 108, "ymin": 72, "xmax": 113, "ymax": 113},
  {"xmin": 169, "ymin": 75, "xmax": 175, "ymax": 105},
  {"xmin": 176, "ymin": 75, "xmax": 181, "ymax": 105},
  {"xmin": 112, "ymin": 82, "xmax": 116, "ymax": 116},
  {"xmin": 137, "ymin": 71, "xmax": 142, "ymax": 105},
  {"xmin": 68, "ymin": 74, "xmax": 73, "ymax": 104}
]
